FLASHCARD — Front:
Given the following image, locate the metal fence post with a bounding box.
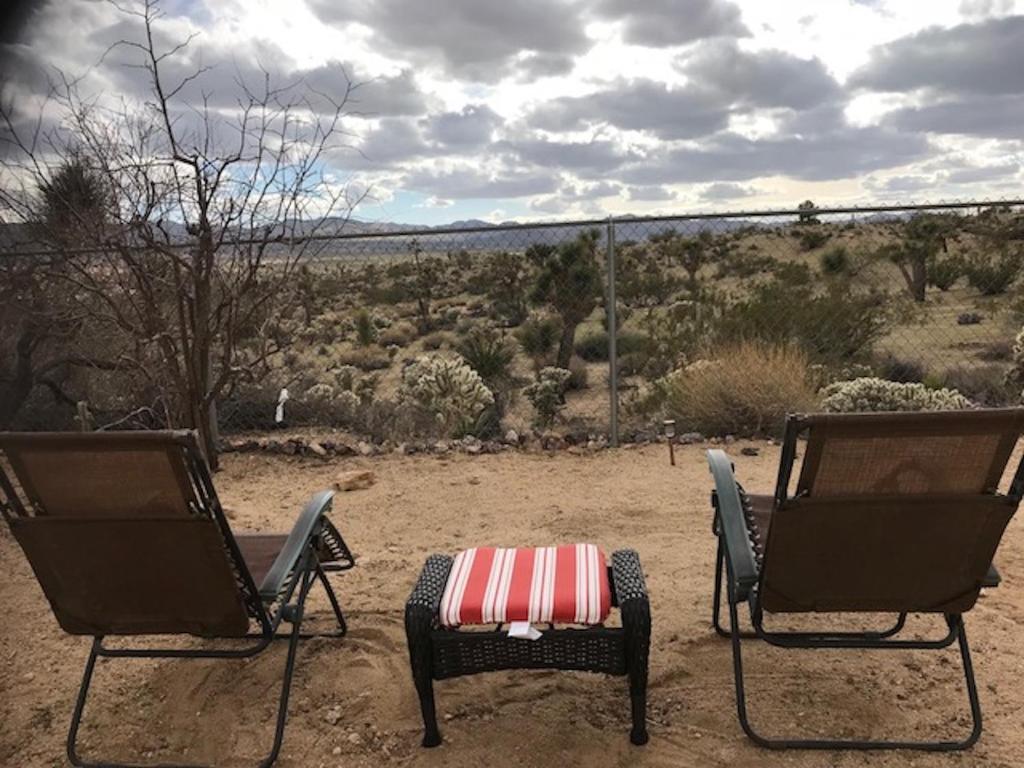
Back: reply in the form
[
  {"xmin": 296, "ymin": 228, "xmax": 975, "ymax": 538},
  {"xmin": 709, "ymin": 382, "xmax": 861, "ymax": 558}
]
[{"xmin": 606, "ymin": 217, "xmax": 619, "ymax": 447}]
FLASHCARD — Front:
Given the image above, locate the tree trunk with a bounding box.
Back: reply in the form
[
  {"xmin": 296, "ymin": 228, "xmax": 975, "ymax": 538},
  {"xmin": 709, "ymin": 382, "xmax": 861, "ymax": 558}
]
[
  {"xmin": 910, "ymin": 255, "xmax": 927, "ymax": 302},
  {"xmin": 0, "ymin": 328, "xmax": 36, "ymax": 429},
  {"xmin": 556, "ymin": 320, "xmax": 577, "ymax": 369}
]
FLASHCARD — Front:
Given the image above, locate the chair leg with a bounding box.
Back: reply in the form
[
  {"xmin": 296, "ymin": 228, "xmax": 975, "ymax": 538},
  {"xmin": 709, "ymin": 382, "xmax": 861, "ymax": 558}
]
[
  {"xmin": 65, "ymin": 564, "xmax": 317, "ymax": 768},
  {"xmin": 316, "ymin": 562, "xmax": 348, "ymax": 636},
  {"xmin": 725, "ymin": 569, "xmax": 983, "ymax": 751}
]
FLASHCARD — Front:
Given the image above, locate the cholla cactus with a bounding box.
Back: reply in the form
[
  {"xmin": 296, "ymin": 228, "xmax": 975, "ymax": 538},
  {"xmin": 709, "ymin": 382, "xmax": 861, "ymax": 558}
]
[
  {"xmin": 305, "ymin": 383, "xmax": 336, "ymax": 402},
  {"xmin": 1008, "ymin": 327, "xmax": 1024, "ymax": 398},
  {"xmin": 334, "ymin": 365, "xmax": 360, "ymax": 391},
  {"xmin": 523, "ymin": 367, "xmax": 572, "ymax": 428},
  {"xmin": 399, "ymin": 354, "xmax": 494, "ymax": 437},
  {"xmin": 821, "ymin": 377, "xmax": 970, "ymax": 413}
]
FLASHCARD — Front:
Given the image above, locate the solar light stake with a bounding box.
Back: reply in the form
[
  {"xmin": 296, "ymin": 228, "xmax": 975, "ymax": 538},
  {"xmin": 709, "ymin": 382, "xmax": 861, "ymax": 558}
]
[{"xmin": 664, "ymin": 419, "xmax": 676, "ymax": 466}]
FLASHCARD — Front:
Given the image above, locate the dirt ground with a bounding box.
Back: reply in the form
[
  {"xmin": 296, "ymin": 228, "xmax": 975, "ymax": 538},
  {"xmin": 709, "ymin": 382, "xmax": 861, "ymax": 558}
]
[{"xmin": 3, "ymin": 441, "xmax": 1024, "ymax": 768}]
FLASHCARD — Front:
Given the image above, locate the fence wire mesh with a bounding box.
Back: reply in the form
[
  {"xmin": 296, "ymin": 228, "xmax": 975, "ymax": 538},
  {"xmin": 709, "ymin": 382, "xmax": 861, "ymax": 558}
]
[{"xmin": 3, "ymin": 200, "xmax": 1023, "ymax": 444}]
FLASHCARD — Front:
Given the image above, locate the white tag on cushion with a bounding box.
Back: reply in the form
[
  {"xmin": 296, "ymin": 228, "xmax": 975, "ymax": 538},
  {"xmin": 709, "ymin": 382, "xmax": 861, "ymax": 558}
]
[{"xmin": 508, "ymin": 621, "xmax": 542, "ymax": 640}]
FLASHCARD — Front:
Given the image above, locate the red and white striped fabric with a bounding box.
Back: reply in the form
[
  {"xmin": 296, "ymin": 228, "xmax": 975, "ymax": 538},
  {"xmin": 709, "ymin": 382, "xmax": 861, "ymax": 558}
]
[{"xmin": 438, "ymin": 544, "xmax": 612, "ymax": 627}]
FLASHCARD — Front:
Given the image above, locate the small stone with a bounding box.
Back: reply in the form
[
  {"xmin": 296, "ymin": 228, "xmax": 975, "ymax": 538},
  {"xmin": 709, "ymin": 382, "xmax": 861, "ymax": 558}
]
[
  {"xmin": 331, "ymin": 746, "xmax": 342, "ymax": 756},
  {"xmin": 724, "ymin": 434, "xmax": 736, "ymax": 444},
  {"xmin": 22, "ymin": 672, "xmax": 34, "ymax": 683},
  {"xmin": 356, "ymin": 441, "xmax": 374, "ymax": 457},
  {"xmin": 468, "ymin": 477, "xmax": 480, "ymax": 485},
  {"xmin": 434, "ymin": 440, "xmax": 450, "ymax": 453},
  {"xmin": 678, "ymin": 432, "xmax": 704, "ymax": 445},
  {"xmin": 463, "ymin": 436, "xmax": 482, "ymax": 454},
  {"xmin": 308, "ymin": 441, "xmax": 327, "ymax": 457},
  {"xmin": 740, "ymin": 446, "xmax": 760, "ymax": 456},
  {"xmin": 333, "ymin": 470, "xmax": 376, "ymax": 492},
  {"xmin": 504, "ymin": 429, "xmax": 520, "ymax": 445},
  {"xmin": 324, "ymin": 707, "xmax": 342, "ymax": 726},
  {"xmin": 347, "ymin": 732, "xmax": 363, "ymax": 745}
]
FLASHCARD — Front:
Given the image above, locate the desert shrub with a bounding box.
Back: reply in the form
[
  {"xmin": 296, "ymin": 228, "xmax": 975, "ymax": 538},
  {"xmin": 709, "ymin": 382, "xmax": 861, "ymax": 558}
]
[
  {"xmin": 523, "ymin": 367, "xmax": 572, "ymax": 428},
  {"xmin": 820, "ymin": 377, "xmax": 970, "ymax": 413},
  {"xmin": 939, "ymin": 365, "xmax": 1015, "ymax": 407},
  {"xmin": 717, "ymin": 280, "xmax": 889, "ymax": 364},
  {"xmin": 820, "ymin": 246, "xmax": 851, "ymax": 275},
  {"xmin": 980, "ymin": 339, "xmax": 1012, "ymax": 362},
  {"xmin": 567, "ymin": 355, "xmax": 589, "ymax": 390},
  {"xmin": 574, "ymin": 328, "xmax": 648, "ymax": 362},
  {"xmin": 335, "ymin": 346, "xmax": 391, "ymax": 371},
  {"xmin": 378, "ymin": 321, "xmax": 418, "ymax": 347},
  {"xmin": 399, "ymin": 354, "xmax": 494, "ymax": 438},
  {"xmin": 455, "ymin": 327, "xmax": 518, "ymax": 416},
  {"xmin": 770, "ymin": 261, "xmax": 815, "ymax": 286},
  {"xmin": 516, "ymin": 314, "xmax": 562, "ymax": 371},
  {"xmin": 797, "ymin": 228, "xmax": 830, "ymax": 251},
  {"xmin": 963, "ymin": 252, "xmax": 1021, "ymax": 296},
  {"xmin": 420, "ymin": 330, "xmax": 454, "ymax": 351},
  {"xmin": 660, "ymin": 342, "xmax": 820, "ymax": 437},
  {"xmin": 353, "ymin": 309, "xmax": 377, "ymax": 347},
  {"xmin": 1008, "ymin": 327, "xmax": 1024, "ymax": 391},
  {"xmin": 928, "ymin": 257, "xmax": 961, "ymax": 291},
  {"xmin": 714, "ymin": 251, "xmax": 777, "ymax": 279},
  {"xmin": 875, "ymin": 354, "xmax": 926, "ymax": 383}
]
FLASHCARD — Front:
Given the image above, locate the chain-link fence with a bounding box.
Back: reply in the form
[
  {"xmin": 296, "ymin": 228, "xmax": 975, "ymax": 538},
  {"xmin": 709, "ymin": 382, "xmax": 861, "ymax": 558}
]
[{"xmin": 4, "ymin": 199, "xmax": 1024, "ymax": 444}]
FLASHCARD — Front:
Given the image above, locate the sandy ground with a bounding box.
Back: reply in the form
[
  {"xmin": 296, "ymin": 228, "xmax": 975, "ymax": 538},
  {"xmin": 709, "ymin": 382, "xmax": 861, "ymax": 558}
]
[{"xmin": 3, "ymin": 441, "xmax": 1024, "ymax": 768}]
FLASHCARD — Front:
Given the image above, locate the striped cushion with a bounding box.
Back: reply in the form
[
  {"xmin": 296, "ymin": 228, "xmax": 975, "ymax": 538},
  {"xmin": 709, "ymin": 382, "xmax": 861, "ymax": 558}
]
[{"xmin": 438, "ymin": 544, "xmax": 612, "ymax": 627}]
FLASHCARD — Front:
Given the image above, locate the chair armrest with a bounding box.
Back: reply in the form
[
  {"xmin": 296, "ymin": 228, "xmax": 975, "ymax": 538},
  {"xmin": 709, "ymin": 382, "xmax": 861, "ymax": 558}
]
[
  {"xmin": 259, "ymin": 490, "xmax": 335, "ymax": 602},
  {"xmin": 707, "ymin": 449, "xmax": 759, "ymax": 602}
]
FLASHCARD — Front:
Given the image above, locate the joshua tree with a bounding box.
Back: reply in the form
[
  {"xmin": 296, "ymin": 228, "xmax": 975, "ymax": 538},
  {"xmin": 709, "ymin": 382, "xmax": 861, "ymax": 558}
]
[
  {"xmin": 527, "ymin": 229, "xmax": 603, "ymax": 369},
  {"xmin": 877, "ymin": 214, "xmax": 954, "ymax": 302}
]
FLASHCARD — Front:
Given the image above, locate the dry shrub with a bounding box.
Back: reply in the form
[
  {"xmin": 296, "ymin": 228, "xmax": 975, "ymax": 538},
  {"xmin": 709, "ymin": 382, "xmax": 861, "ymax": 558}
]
[{"xmin": 663, "ymin": 342, "xmax": 820, "ymax": 436}]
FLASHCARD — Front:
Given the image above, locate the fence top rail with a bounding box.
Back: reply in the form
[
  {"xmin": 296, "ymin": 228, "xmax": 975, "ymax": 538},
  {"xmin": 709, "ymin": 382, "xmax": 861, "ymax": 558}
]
[{"xmin": 2, "ymin": 198, "xmax": 1022, "ymax": 258}]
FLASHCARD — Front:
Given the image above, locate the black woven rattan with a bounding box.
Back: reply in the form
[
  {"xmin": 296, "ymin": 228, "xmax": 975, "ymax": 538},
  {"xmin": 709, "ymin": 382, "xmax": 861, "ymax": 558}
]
[{"xmin": 405, "ymin": 549, "xmax": 650, "ymax": 747}]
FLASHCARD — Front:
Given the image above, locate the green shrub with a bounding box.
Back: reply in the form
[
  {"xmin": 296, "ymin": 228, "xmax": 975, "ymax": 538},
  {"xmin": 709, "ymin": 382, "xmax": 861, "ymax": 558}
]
[
  {"xmin": 820, "ymin": 377, "xmax": 970, "ymax": 412},
  {"xmin": 927, "ymin": 257, "xmax": 961, "ymax": 291},
  {"xmin": 353, "ymin": 308, "xmax": 377, "ymax": 347},
  {"xmin": 875, "ymin": 354, "xmax": 926, "ymax": 383},
  {"xmin": 516, "ymin": 314, "xmax": 562, "ymax": 371},
  {"xmin": 963, "ymin": 252, "xmax": 1021, "ymax": 296},
  {"xmin": 820, "ymin": 246, "xmax": 851, "ymax": 275},
  {"xmin": 717, "ymin": 280, "xmax": 889, "ymax": 364},
  {"xmin": 456, "ymin": 327, "xmax": 515, "ymax": 385},
  {"xmin": 399, "ymin": 354, "xmax": 495, "ymax": 438},
  {"xmin": 797, "ymin": 228, "xmax": 830, "ymax": 251},
  {"xmin": 939, "ymin": 365, "xmax": 1015, "ymax": 407},
  {"xmin": 573, "ymin": 329, "xmax": 649, "ymax": 362},
  {"xmin": 660, "ymin": 342, "xmax": 820, "ymax": 436},
  {"xmin": 523, "ymin": 367, "xmax": 572, "ymax": 428},
  {"xmin": 567, "ymin": 356, "xmax": 589, "ymax": 390}
]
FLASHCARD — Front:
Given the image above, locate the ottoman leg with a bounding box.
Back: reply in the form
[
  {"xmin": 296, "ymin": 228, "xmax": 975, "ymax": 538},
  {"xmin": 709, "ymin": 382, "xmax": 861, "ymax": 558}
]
[
  {"xmin": 614, "ymin": 549, "xmax": 651, "ymax": 746},
  {"xmin": 405, "ymin": 555, "xmax": 454, "ymax": 748}
]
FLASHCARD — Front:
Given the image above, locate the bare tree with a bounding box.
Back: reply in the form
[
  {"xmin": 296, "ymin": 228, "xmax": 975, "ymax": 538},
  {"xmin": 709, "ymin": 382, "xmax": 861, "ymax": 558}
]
[{"xmin": 0, "ymin": 0, "xmax": 362, "ymax": 466}]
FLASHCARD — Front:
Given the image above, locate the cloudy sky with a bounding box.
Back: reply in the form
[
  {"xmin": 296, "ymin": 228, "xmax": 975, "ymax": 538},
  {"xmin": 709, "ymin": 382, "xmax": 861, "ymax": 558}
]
[{"xmin": 2, "ymin": 0, "xmax": 1023, "ymax": 224}]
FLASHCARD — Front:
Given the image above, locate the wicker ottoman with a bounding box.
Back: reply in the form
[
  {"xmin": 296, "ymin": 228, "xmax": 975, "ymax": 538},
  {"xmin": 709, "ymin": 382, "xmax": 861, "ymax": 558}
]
[{"xmin": 404, "ymin": 548, "xmax": 650, "ymax": 746}]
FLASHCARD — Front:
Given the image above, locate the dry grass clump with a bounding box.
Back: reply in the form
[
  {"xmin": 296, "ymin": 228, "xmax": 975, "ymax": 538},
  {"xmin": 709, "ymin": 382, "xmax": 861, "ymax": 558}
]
[{"xmin": 663, "ymin": 342, "xmax": 820, "ymax": 436}]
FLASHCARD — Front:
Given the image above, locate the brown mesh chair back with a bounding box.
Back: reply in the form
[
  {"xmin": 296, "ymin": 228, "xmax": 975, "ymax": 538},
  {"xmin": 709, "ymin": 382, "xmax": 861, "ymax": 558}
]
[
  {"xmin": 760, "ymin": 409, "xmax": 1024, "ymax": 614},
  {"xmin": 0, "ymin": 432, "xmax": 256, "ymax": 637}
]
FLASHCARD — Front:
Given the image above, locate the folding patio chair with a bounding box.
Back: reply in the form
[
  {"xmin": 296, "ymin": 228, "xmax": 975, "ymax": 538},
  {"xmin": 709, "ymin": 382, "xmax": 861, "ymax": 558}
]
[
  {"xmin": 707, "ymin": 408, "xmax": 1024, "ymax": 750},
  {"xmin": 0, "ymin": 430, "xmax": 355, "ymax": 768}
]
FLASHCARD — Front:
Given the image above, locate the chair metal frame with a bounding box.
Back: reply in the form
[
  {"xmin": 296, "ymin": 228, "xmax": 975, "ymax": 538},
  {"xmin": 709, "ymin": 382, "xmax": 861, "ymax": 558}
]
[
  {"xmin": 0, "ymin": 431, "xmax": 354, "ymax": 768},
  {"xmin": 706, "ymin": 411, "xmax": 1024, "ymax": 751}
]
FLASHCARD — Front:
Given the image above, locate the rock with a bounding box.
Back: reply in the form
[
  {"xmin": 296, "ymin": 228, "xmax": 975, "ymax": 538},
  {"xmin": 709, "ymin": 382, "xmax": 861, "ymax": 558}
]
[
  {"xmin": 324, "ymin": 707, "xmax": 342, "ymax": 726},
  {"xmin": 468, "ymin": 477, "xmax": 481, "ymax": 485},
  {"xmin": 740, "ymin": 446, "xmax": 760, "ymax": 457},
  {"xmin": 957, "ymin": 312, "xmax": 983, "ymax": 326},
  {"xmin": 433, "ymin": 440, "xmax": 450, "ymax": 453},
  {"xmin": 504, "ymin": 429, "xmax": 520, "ymax": 445},
  {"xmin": 308, "ymin": 441, "xmax": 327, "ymax": 457},
  {"xmin": 462, "ymin": 436, "xmax": 482, "ymax": 454},
  {"xmin": 334, "ymin": 470, "xmax": 376, "ymax": 492},
  {"xmin": 724, "ymin": 434, "xmax": 736, "ymax": 445},
  {"xmin": 331, "ymin": 746, "xmax": 342, "ymax": 756},
  {"xmin": 356, "ymin": 441, "xmax": 374, "ymax": 457},
  {"xmin": 347, "ymin": 732, "xmax": 363, "ymax": 745},
  {"xmin": 678, "ymin": 432, "xmax": 704, "ymax": 445}
]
